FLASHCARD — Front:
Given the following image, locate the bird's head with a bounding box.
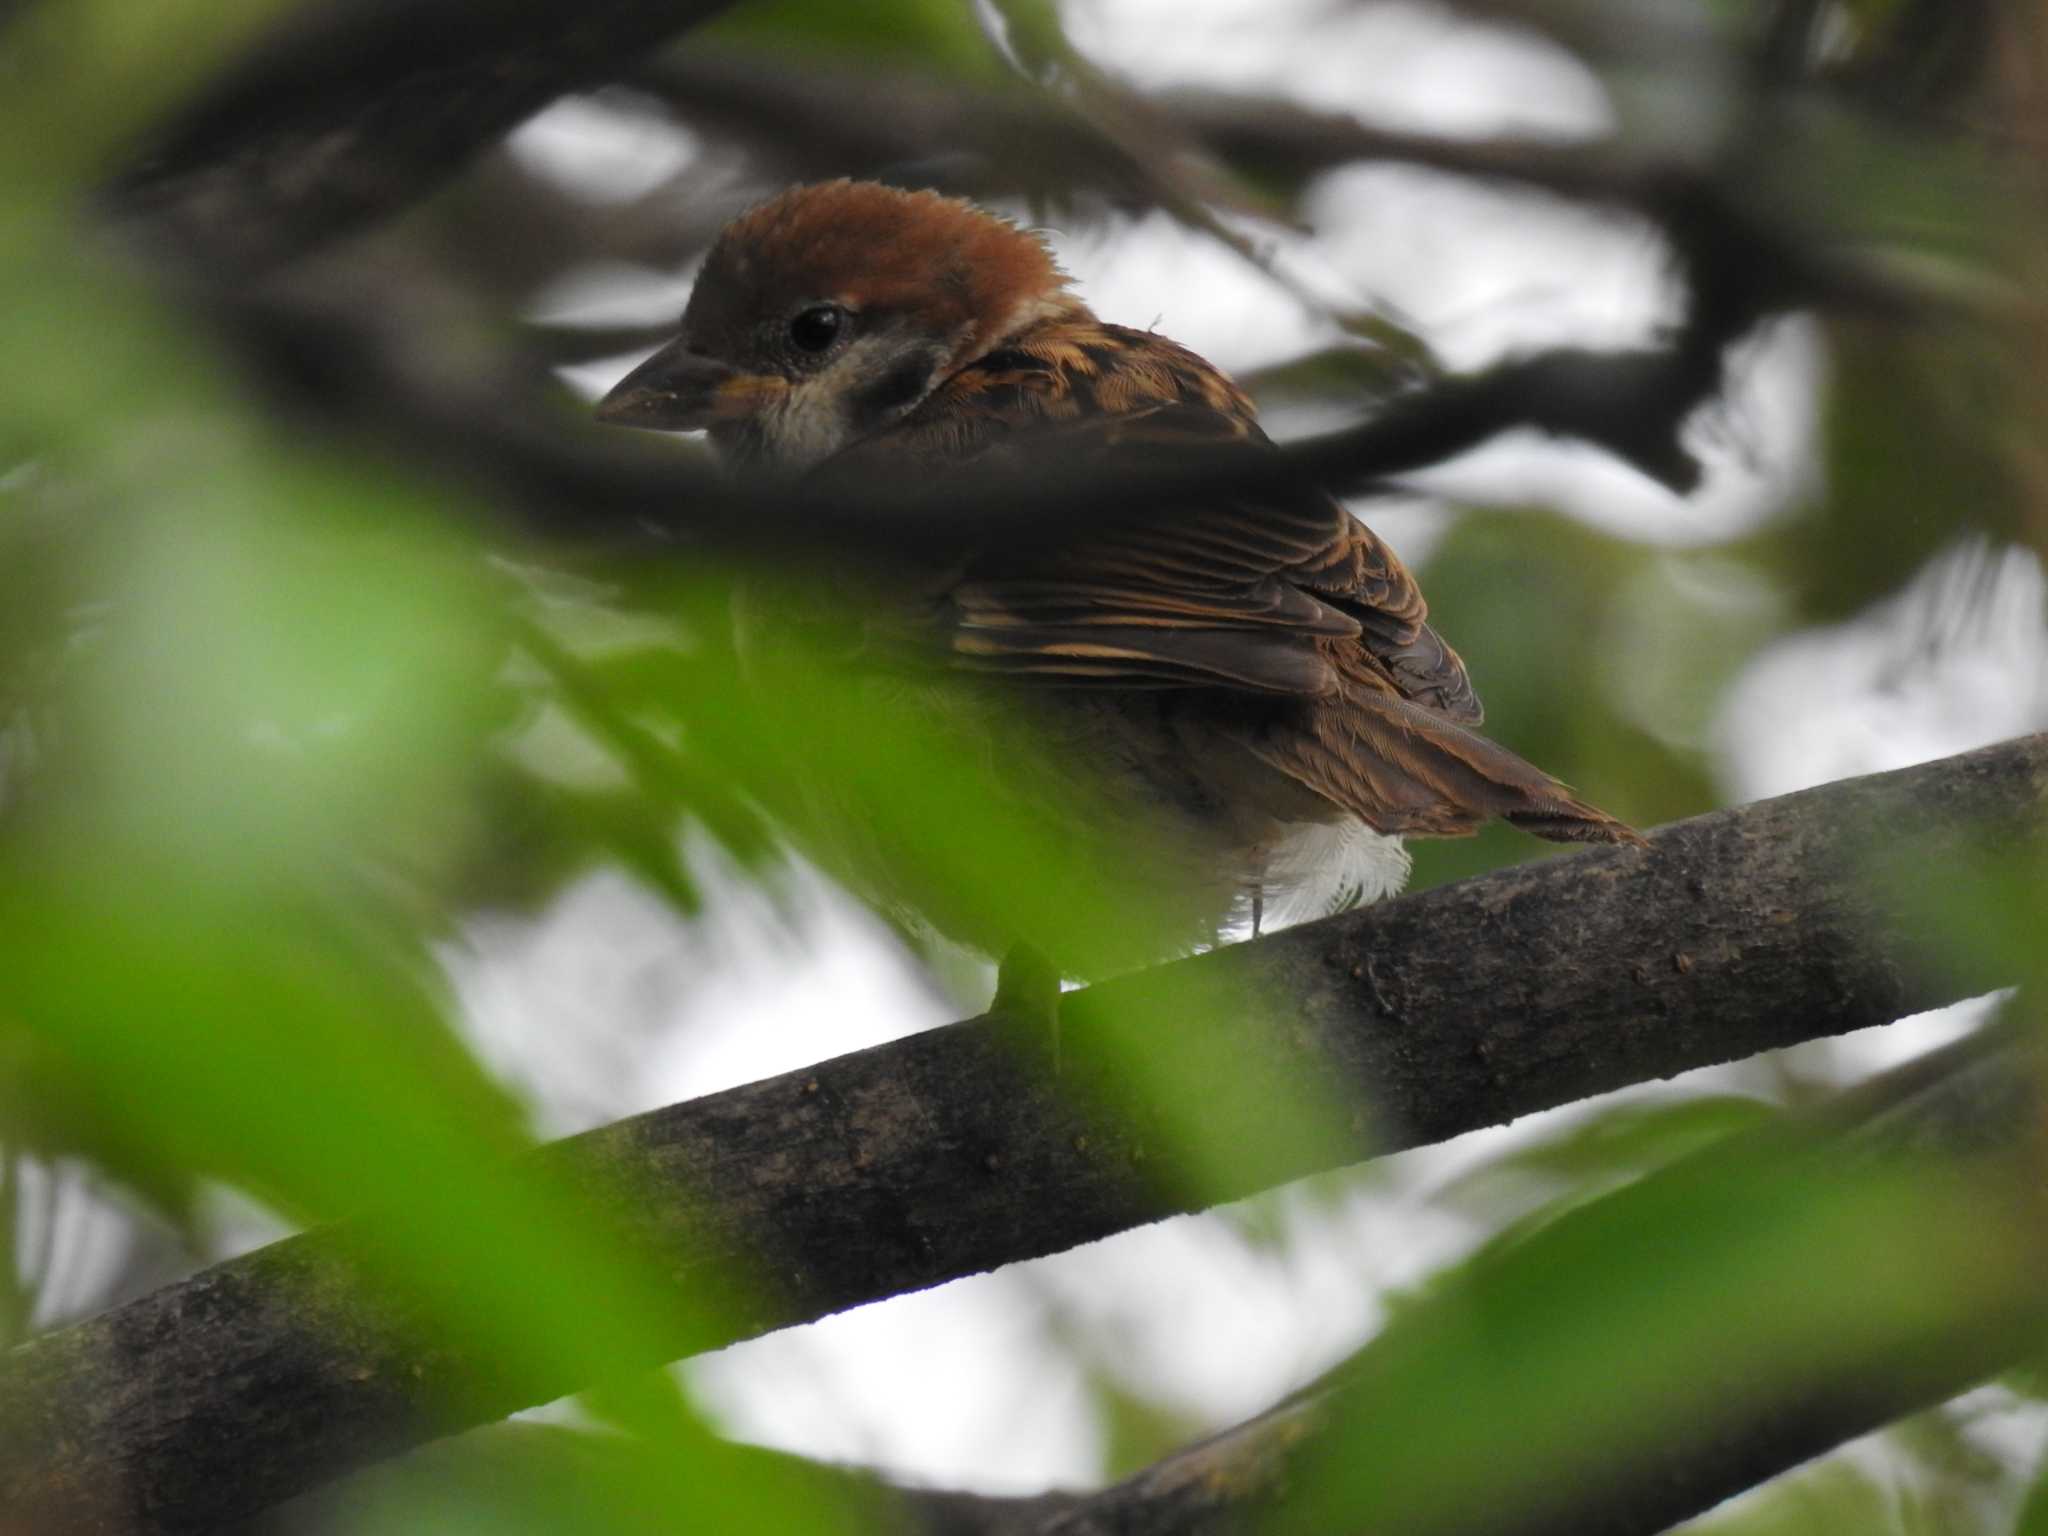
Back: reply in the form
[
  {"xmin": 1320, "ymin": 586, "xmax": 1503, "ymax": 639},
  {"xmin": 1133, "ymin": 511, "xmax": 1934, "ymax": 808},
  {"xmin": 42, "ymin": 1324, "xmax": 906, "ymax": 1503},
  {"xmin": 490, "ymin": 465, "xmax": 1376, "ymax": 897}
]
[{"xmin": 596, "ymin": 180, "xmax": 1083, "ymax": 473}]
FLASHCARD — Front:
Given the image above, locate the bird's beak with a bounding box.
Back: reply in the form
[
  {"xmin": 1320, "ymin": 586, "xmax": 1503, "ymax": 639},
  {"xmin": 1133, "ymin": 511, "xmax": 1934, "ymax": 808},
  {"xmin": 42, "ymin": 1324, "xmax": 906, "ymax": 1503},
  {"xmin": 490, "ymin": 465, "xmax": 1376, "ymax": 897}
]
[{"xmin": 594, "ymin": 339, "xmax": 784, "ymax": 431}]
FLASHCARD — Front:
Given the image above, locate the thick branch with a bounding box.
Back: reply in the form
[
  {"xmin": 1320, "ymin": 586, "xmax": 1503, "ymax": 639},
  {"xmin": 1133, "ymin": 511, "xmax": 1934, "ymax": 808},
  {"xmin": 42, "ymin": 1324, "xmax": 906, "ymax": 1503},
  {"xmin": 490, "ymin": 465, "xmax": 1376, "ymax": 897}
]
[
  {"xmin": 260, "ymin": 1019, "xmax": 2048, "ymax": 1536},
  {"xmin": 3, "ymin": 735, "xmax": 2044, "ymax": 1533}
]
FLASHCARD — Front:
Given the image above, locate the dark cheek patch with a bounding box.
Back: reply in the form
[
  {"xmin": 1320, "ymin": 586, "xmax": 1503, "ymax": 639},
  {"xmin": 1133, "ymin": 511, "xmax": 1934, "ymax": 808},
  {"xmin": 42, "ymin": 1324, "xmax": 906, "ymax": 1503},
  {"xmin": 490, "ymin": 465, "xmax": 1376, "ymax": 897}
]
[{"xmin": 855, "ymin": 352, "xmax": 940, "ymax": 428}]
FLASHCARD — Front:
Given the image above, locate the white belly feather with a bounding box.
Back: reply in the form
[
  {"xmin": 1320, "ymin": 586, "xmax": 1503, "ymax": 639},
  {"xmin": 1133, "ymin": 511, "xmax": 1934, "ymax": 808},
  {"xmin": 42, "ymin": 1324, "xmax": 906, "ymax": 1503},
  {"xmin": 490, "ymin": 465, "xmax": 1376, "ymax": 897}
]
[{"xmin": 1254, "ymin": 818, "xmax": 1411, "ymax": 932}]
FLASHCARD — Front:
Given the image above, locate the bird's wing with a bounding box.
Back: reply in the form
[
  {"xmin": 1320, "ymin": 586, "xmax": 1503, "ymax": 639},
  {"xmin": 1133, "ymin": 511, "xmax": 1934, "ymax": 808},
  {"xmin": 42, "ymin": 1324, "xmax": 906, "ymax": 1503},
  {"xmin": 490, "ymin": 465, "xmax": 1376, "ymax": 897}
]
[{"xmin": 822, "ymin": 330, "xmax": 1483, "ymax": 719}]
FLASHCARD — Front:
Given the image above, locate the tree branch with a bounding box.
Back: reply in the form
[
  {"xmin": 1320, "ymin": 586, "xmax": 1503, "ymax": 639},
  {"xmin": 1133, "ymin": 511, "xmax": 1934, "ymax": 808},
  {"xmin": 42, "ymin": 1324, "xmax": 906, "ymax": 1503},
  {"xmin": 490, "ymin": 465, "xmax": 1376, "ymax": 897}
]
[
  {"xmin": 3, "ymin": 735, "xmax": 2043, "ymax": 1534},
  {"xmin": 114, "ymin": 23, "xmax": 1954, "ymax": 495},
  {"xmin": 239, "ymin": 1422, "xmax": 1082, "ymax": 1536},
  {"xmin": 250, "ymin": 1016, "xmax": 2048, "ymax": 1536},
  {"xmin": 194, "ymin": 282, "xmax": 1742, "ymax": 571},
  {"xmin": 105, "ymin": 0, "xmax": 744, "ymax": 270},
  {"xmin": 617, "ymin": 54, "xmax": 1969, "ymax": 493},
  {"xmin": 110, "ymin": 0, "xmax": 1996, "ymax": 505}
]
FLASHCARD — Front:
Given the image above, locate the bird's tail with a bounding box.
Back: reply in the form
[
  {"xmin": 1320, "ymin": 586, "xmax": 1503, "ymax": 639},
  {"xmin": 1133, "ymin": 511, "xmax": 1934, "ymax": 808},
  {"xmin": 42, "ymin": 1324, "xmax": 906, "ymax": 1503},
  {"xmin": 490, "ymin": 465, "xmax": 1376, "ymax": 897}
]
[{"xmin": 1251, "ymin": 686, "xmax": 1646, "ymax": 848}]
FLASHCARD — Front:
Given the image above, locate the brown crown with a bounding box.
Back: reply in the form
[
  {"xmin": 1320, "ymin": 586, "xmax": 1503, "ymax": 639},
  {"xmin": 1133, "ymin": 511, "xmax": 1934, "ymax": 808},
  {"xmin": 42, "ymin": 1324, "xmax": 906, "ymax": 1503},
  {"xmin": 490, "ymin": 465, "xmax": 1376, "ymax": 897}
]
[{"xmin": 682, "ymin": 180, "xmax": 1072, "ymax": 360}]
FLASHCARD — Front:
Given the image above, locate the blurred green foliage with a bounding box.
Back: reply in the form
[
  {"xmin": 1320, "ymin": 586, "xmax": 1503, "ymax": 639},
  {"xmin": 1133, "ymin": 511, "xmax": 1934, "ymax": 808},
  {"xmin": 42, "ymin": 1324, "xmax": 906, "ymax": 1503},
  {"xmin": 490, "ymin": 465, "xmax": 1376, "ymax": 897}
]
[
  {"xmin": 1405, "ymin": 512, "xmax": 1727, "ymax": 892},
  {"xmin": 1279, "ymin": 1063, "xmax": 2041, "ymax": 1536},
  {"xmin": 5, "ymin": 0, "xmax": 2048, "ymax": 1532},
  {"xmin": 704, "ymin": 0, "xmax": 1006, "ymax": 79}
]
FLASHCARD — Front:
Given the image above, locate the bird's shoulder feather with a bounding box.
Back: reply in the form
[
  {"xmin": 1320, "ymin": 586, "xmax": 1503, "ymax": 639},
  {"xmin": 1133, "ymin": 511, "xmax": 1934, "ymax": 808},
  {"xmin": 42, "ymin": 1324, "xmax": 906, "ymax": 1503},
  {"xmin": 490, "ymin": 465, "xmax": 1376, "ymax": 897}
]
[{"xmin": 819, "ymin": 320, "xmax": 1482, "ymax": 721}]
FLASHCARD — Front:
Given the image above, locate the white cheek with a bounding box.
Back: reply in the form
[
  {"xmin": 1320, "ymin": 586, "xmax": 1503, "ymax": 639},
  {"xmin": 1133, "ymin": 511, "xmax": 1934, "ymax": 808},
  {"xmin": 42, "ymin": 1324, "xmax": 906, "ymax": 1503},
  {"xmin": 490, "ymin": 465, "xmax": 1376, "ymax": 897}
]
[
  {"xmin": 749, "ymin": 333, "xmax": 954, "ymax": 471},
  {"xmin": 757, "ymin": 382, "xmax": 854, "ymax": 470}
]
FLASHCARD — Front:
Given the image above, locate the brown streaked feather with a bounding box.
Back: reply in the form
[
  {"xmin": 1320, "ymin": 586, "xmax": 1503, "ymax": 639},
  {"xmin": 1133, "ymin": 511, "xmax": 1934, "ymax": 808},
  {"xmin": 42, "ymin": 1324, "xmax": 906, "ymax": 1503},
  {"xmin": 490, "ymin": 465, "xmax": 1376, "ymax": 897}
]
[
  {"xmin": 953, "ymin": 623, "xmax": 1340, "ymax": 694},
  {"xmin": 823, "ymin": 321, "xmax": 1480, "ymax": 716},
  {"xmin": 950, "ymin": 577, "xmax": 1360, "ymax": 635},
  {"xmin": 812, "ymin": 307, "xmax": 1634, "ymax": 850},
  {"xmin": 1240, "ymin": 683, "xmax": 1644, "ymax": 846}
]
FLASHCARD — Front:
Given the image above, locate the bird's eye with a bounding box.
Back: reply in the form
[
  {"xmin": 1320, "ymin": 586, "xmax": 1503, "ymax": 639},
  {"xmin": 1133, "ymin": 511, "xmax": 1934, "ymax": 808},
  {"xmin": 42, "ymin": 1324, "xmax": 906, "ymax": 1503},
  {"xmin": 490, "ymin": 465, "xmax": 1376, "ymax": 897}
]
[{"xmin": 788, "ymin": 304, "xmax": 845, "ymax": 353}]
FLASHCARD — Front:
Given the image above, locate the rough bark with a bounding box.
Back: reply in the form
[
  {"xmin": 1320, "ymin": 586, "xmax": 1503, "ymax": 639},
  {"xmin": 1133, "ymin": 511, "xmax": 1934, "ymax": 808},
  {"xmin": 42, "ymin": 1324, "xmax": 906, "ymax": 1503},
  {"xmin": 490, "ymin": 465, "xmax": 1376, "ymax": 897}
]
[
  {"xmin": 2, "ymin": 734, "xmax": 2043, "ymax": 1534},
  {"xmin": 253, "ymin": 1025, "xmax": 2048, "ymax": 1536}
]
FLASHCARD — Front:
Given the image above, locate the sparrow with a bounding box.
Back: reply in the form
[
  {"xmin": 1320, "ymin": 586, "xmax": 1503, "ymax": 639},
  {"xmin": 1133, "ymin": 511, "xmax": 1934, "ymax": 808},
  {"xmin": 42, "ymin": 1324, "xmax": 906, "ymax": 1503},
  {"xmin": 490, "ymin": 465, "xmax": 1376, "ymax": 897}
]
[{"xmin": 596, "ymin": 180, "xmax": 1639, "ymax": 970}]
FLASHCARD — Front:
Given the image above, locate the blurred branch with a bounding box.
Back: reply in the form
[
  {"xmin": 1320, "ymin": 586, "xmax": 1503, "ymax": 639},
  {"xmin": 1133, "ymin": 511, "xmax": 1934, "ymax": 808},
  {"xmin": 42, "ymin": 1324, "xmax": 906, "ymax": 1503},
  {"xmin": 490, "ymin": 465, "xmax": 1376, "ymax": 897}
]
[
  {"xmin": 242, "ymin": 1421, "xmax": 1084, "ymax": 1536},
  {"xmin": 610, "ymin": 44, "xmax": 1998, "ymax": 327},
  {"xmin": 1758, "ymin": 0, "xmax": 1829, "ymax": 86},
  {"xmin": 412, "ymin": 147, "xmax": 747, "ymax": 303},
  {"xmin": 579, "ymin": 56, "xmax": 1970, "ymax": 493},
  {"xmin": 1828, "ymin": 0, "xmax": 2013, "ymax": 124},
  {"xmin": 5, "ymin": 735, "xmax": 2044, "ymax": 1533},
  {"xmin": 104, "ymin": 0, "xmax": 745, "ymax": 271},
  {"xmin": 624, "ymin": 52, "xmax": 1125, "ymax": 202},
  {"xmin": 633, "ymin": 46, "xmax": 1977, "ymax": 317},
  {"xmin": 0, "ymin": 1150, "xmax": 25, "ymax": 1349},
  {"xmin": 202, "ymin": 275, "xmax": 1742, "ymax": 569},
  {"xmin": 107, "ymin": 9, "xmax": 2000, "ymax": 495},
  {"xmin": 1299, "ymin": 342, "xmax": 1716, "ymax": 492}
]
